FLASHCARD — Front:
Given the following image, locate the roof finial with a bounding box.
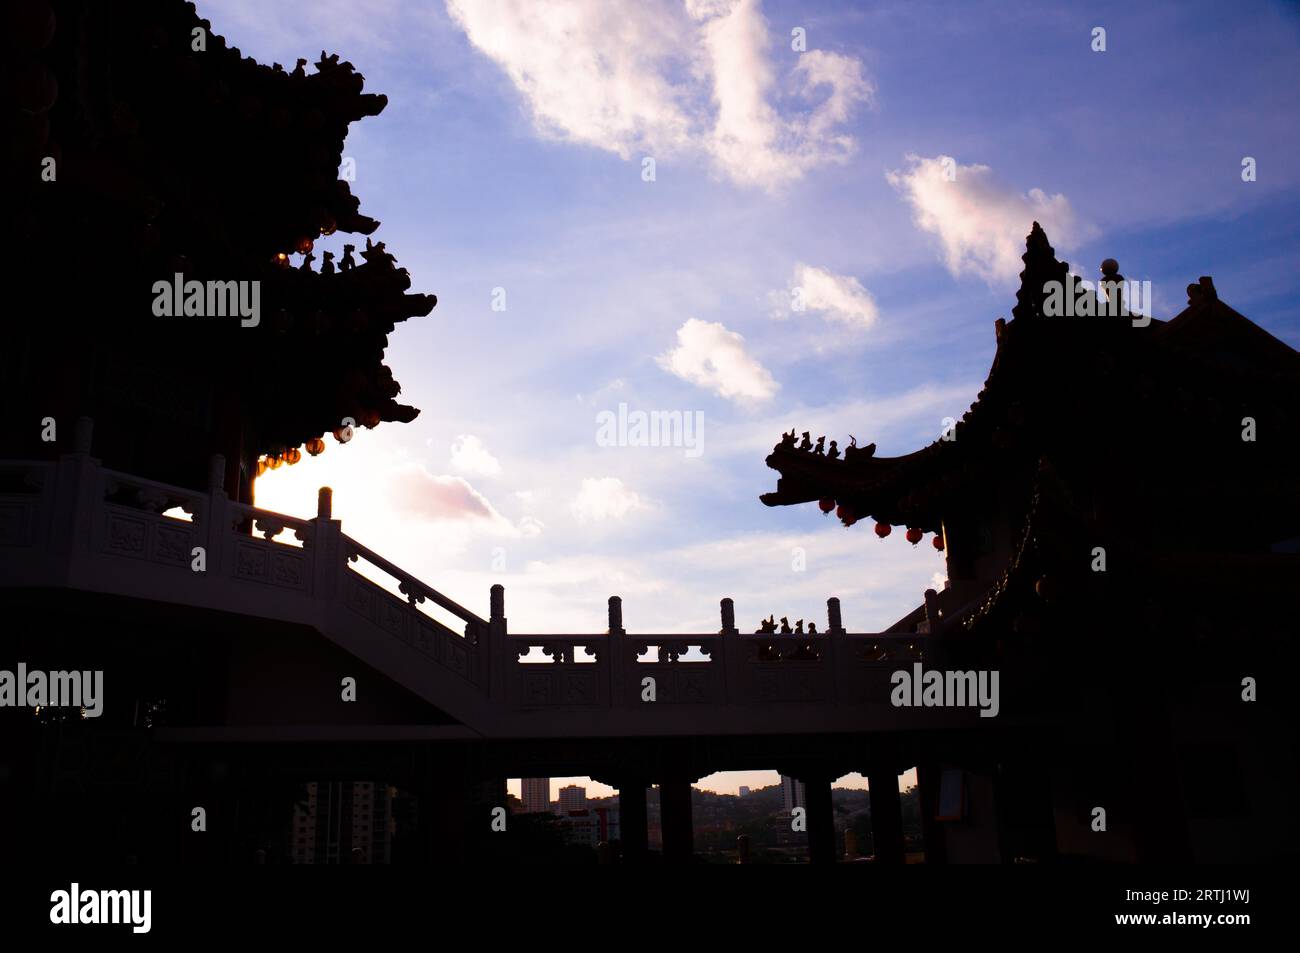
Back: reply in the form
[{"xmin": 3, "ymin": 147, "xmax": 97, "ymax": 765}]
[{"xmin": 1012, "ymin": 222, "xmax": 1070, "ymax": 322}]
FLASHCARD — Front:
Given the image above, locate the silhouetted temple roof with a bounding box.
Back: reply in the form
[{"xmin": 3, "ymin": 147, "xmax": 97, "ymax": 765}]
[
  {"xmin": 6, "ymin": 0, "xmax": 437, "ymax": 491},
  {"xmin": 762, "ymin": 223, "xmax": 1300, "ymax": 544}
]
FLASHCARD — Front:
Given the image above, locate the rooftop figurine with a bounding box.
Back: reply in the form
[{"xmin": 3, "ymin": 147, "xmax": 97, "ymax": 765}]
[
  {"xmin": 827, "ymin": 440, "xmax": 840, "ymax": 460},
  {"xmin": 320, "ymin": 251, "xmax": 335, "ymax": 275},
  {"xmin": 799, "ymin": 432, "xmax": 812, "ymax": 451},
  {"xmin": 813, "ymin": 436, "xmax": 825, "ymax": 456},
  {"xmin": 340, "ymin": 244, "xmax": 356, "ymax": 271},
  {"xmin": 844, "ymin": 436, "xmax": 876, "ymax": 461}
]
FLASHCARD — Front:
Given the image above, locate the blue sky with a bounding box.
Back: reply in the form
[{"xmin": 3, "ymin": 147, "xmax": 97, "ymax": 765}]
[{"xmin": 203, "ymin": 0, "xmax": 1300, "ymax": 794}]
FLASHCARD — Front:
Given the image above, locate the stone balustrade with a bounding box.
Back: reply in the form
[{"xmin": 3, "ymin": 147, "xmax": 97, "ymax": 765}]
[{"xmin": 0, "ymin": 419, "xmax": 972, "ymax": 739}]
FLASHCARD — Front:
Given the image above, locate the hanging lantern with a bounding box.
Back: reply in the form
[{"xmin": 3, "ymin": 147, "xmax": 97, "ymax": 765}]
[
  {"xmin": 906, "ymin": 527, "xmax": 923, "ymax": 545},
  {"xmin": 932, "ymin": 534, "xmax": 945, "ymax": 551},
  {"xmin": 256, "ymin": 458, "xmax": 268, "ymax": 476},
  {"xmin": 296, "ymin": 236, "xmax": 315, "ymax": 255},
  {"xmin": 272, "ymin": 252, "xmax": 290, "ymax": 269},
  {"xmin": 818, "ymin": 498, "xmax": 835, "ymax": 514},
  {"xmin": 305, "ymin": 437, "xmax": 326, "ymax": 456},
  {"xmin": 284, "ymin": 447, "xmax": 302, "ymax": 465},
  {"xmin": 1034, "ymin": 575, "xmax": 1057, "ymax": 602},
  {"xmin": 320, "ymin": 215, "xmax": 337, "ymax": 236},
  {"xmin": 874, "ymin": 522, "xmax": 891, "ymax": 538},
  {"xmin": 266, "ymin": 455, "xmax": 282, "ymax": 470}
]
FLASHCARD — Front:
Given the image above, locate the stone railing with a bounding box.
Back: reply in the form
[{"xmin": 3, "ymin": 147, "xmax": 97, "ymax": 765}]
[
  {"xmin": 0, "ymin": 418, "xmax": 969, "ymax": 738},
  {"xmin": 501, "ymin": 596, "xmax": 926, "ymax": 713}
]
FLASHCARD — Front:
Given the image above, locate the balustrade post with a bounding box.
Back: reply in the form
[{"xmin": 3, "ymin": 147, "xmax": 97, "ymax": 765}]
[
  {"xmin": 719, "ymin": 597, "xmax": 736, "ymax": 634},
  {"xmin": 608, "ymin": 595, "xmax": 626, "ymax": 708},
  {"xmin": 50, "ymin": 416, "xmax": 101, "ymax": 582},
  {"xmin": 827, "ymin": 597, "xmax": 844, "ymax": 635},
  {"xmin": 308, "ymin": 485, "xmax": 343, "ymax": 604},
  {"xmin": 923, "ymin": 587, "xmax": 946, "ymax": 667},
  {"xmin": 202, "ymin": 454, "xmax": 230, "ymax": 577},
  {"xmin": 485, "ymin": 584, "xmax": 507, "ymax": 700},
  {"xmin": 826, "ymin": 596, "xmax": 846, "ymax": 704}
]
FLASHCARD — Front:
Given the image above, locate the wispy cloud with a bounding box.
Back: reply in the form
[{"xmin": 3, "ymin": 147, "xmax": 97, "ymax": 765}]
[
  {"xmin": 449, "ymin": 434, "xmax": 502, "ymax": 477},
  {"xmin": 444, "ymin": 0, "xmax": 871, "ymax": 189},
  {"xmin": 886, "ymin": 153, "xmax": 1093, "ymax": 285},
  {"xmin": 571, "ymin": 477, "xmax": 648, "ymax": 523}
]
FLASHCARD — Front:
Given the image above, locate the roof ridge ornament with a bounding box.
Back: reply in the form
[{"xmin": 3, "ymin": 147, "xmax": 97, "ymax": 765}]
[{"xmin": 1012, "ymin": 221, "xmax": 1070, "ymax": 322}]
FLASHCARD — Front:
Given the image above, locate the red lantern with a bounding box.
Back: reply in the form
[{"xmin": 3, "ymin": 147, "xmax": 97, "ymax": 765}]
[
  {"xmin": 874, "ymin": 522, "xmax": 891, "ymax": 538},
  {"xmin": 272, "ymin": 252, "xmax": 290, "ymax": 269},
  {"xmin": 906, "ymin": 527, "xmax": 923, "ymax": 545},
  {"xmin": 296, "ymin": 237, "xmax": 315, "ymax": 255},
  {"xmin": 932, "ymin": 534, "xmax": 945, "ymax": 551},
  {"xmin": 818, "ymin": 498, "xmax": 835, "ymax": 514},
  {"xmin": 284, "ymin": 447, "xmax": 302, "ymax": 465},
  {"xmin": 1034, "ymin": 576, "xmax": 1057, "ymax": 602},
  {"xmin": 305, "ymin": 437, "xmax": 326, "ymax": 456}
]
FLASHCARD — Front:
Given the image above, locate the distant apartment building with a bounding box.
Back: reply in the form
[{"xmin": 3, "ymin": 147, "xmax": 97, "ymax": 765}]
[
  {"xmin": 291, "ymin": 781, "xmax": 394, "ymax": 864},
  {"xmin": 781, "ymin": 775, "xmax": 806, "ymax": 813},
  {"xmin": 558, "ymin": 784, "xmax": 587, "ymax": 814},
  {"xmin": 520, "ymin": 778, "xmax": 551, "ymax": 814},
  {"xmin": 559, "ymin": 806, "xmax": 621, "ymax": 847},
  {"xmin": 738, "ymin": 786, "xmax": 751, "ymax": 797}
]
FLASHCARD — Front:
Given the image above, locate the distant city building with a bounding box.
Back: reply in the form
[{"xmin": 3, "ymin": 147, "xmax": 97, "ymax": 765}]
[
  {"xmin": 520, "ymin": 778, "xmax": 551, "ymax": 814},
  {"xmin": 780, "ymin": 775, "xmax": 806, "ymax": 812},
  {"xmin": 291, "ymin": 781, "xmax": 393, "ymax": 864},
  {"xmin": 558, "ymin": 806, "xmax": 620, "ymax": 847},
  {"xmin": 558, "ymin": 784, "xmax": 587, "ymax": 814},
  {"xmin": 738, "ymin": 786, "xmax": 751, "ymax": 797}
]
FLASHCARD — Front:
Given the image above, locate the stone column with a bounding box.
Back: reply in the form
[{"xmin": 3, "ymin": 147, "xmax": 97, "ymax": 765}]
[
  {"xmin": 659, "ymin": 779, "xmax": 694, "ymax": 864},
  {"xmin": 804, "ymin": 773, "xmax": 837, "ymax": 864},
  {"xmin": 916, "ymin": 763, "xmax": 947, "ymax": 864},
  {"xmin": 869, "ymin": 766, "xmax": 905, "ymax": 864},
  {"xmin": 618, "ymin": 780, "xmax": 649, "ymax": 864}
]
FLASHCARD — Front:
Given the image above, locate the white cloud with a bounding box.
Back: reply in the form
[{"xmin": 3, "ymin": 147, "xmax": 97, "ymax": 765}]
[
  {"xmin": 517, "ymin": 515, "xmax": 545, "ymax": 537},
  {"xmin": 449, "ymin": 433, "xmax": 502, "ymax": 477},
  {"xmin": 570, "ymin": 477, "xmax": 646, "ymax": 523},
  {"xmin": 386, "ymin": 464, "xmax": 507, "ymax": 524},
  {"xmin": 657, "ymin": 318, "xmax": 778, "ymax": 403},
  {"xmin": 787, "ymin": 263, "xmax": 879, "ymax": 328},
  {"xmin": 886, "ymin": 154, "xmax": 1091, "ymax": 285},
  {"xmin": 445, "ymin": 0, "xmax": 871, "ymax": 190}
]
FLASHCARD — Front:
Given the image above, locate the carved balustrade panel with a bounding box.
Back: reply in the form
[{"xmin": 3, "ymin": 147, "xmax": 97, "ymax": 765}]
[
  {"xmin": 100, "ymin": 470, "xmax": 207, "ymax": 570},
  {"xmin": 0, "ymin": 463, "xmax": 54, "ymax": 549}
]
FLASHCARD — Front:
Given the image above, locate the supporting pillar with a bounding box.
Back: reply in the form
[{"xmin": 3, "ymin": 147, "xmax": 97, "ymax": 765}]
[
  {"xmin": 415, "ymin": 746, "xmax": 468, "ymax": 866},
  {"xmin": 804, "ymin": 774, "xmax": 837, "ymax": 865},
  {"xmin": 659, "ymin": 779, "xmax": 694, "ymax": 864},
  {"xmin": 868, "ymin": 767, "xmax": 905, "ymax": 864},
  {"xmin": 916, "ymin": 763, "xmax": 947, "ymax": 864},
  {"xmin": 618, "ymin": 781, "xmax": 649, "ymax": 864}
]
